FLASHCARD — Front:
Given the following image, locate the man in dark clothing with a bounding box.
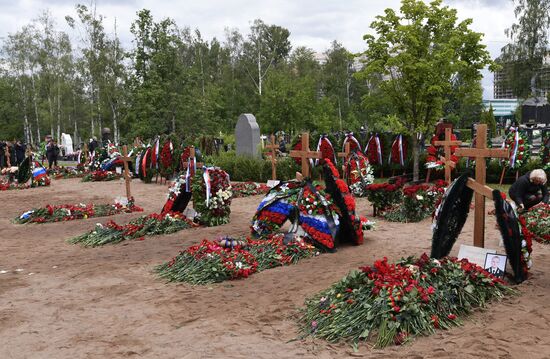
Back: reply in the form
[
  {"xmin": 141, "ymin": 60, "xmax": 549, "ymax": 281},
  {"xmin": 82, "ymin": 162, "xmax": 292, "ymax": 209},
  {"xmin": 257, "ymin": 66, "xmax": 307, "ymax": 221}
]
[
  {"xmin": 46, "ymin": 140, "xmax": 60, "ymax": 169},
  {"xmin": 0, "ymin": 141, "xmax": 6, "ymax": 168},
  {"xmin": 509, "ymin": 169, "xmax": 548, "ymax": 210},
  {"xmin": 14, "ymin": 141, "xmax": 26, "ymax": 165}
]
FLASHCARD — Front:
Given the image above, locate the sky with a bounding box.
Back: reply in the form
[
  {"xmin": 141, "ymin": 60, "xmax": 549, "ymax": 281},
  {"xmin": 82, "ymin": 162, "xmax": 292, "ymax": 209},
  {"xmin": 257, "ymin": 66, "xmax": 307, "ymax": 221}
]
[{"xmin": 0, "ymin": 0, "xmax": 516, "ymax": 99}]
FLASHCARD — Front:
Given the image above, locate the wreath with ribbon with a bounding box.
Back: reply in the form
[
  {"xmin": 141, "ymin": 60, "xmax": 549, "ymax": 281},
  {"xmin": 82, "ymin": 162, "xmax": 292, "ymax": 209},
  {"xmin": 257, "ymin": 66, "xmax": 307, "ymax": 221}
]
[
  {"xmin": 364, "ymin": 134, "xmax": 383, "ymax": 165},
  {"xmin": 192, "ymin": 167, "xmax": 232, "ymax": 227},
  {"xmin": 502, "ymin": 128, "xmax": 529, "ymax": 169},
  {"xmin": 159, "ymin": 139, "xmax": 175, "ymax": 179},
  {"xmin": 315, "ymin": 134, "xmax": 337, "ymax": 166},
  {"xmin": 342, "ymin": 133, "xmax": 362, "ymax": 154},
  {"xmin": 425, "ymin": 134, "xmax": 459, "ymax": 171},
  {"xmin": 389, "ymin": 134, "xmax": 407, "ymax": 167}
]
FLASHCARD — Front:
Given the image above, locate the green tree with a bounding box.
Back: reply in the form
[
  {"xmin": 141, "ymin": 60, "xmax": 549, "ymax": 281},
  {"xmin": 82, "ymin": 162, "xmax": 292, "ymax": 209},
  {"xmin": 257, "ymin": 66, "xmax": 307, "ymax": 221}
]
[
  {"xmin": 480, "ymin": 104, "xmax": 497, "ymax": 137},
  {"xmin": 500, "ymin": 0, "xmax": 550, "ymax": 98},
  {"xmin": 357, "ymin": 0, "xmax": 495, "ymax": 180}
]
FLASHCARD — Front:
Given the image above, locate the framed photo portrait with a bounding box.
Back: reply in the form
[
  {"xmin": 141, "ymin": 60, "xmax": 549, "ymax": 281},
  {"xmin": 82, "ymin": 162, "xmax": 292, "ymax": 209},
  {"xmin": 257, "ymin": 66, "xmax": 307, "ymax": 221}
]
[{"xmin": 484, "ymin": 253, "xmax": 507, "ymax": 279}]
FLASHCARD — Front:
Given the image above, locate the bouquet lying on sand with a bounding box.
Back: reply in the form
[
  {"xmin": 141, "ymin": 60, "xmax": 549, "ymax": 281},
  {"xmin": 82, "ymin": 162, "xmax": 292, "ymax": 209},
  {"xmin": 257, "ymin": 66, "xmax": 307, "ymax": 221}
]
[
  {"xmin": 15, "ymin": 199, "xmax": 142, "ymax": 224},
  {"xmin": 69, "ymin": 212, "xmax": 196, "ymax": 247}
]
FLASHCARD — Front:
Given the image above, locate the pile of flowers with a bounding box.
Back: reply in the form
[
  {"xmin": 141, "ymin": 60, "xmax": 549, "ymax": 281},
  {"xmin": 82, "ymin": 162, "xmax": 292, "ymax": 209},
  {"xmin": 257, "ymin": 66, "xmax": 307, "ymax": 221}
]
[
  {"xmin": 156, "ymin": 234, "xmax": 318, "ymax": 285},
  {"xmin": 231, "ymin": 182, "xmax": 270, "ymax": 198},
  {"xmin": 364, "ymin": 179, "xmax": 405, "ymax": 212},
  {"xmin": 69, "ymin": 212, "xmax": 196, "ymax": 247},
  {"xmin": 192, "ymin": 167, "xmax": 232, "ymax": 227},
  {"xmin": 298, "ymin": 254, "xmax": 515, "ymax": 348},
  {"xmin": 519, "ymin": 203, "xmax": 550, "ymax": 244},
  {"xmin": 82, "ymin": 169, "xmax": 122, "ymax": 182},
  {"xmin": 0, "ymin": 180, "xmax": 30, "ymax": 191},
  {"xmin": 14, "ymin": 198, "xmax": 143, "ymax": 224},
  {"xmin": 425, "ymin": 134, "xmax": 459, "ymax": 170},
  {"xmin": 48, "ymin": 166, "xmax": 88, "ymax": 180},
  {"xmin": 346, "ymin": 151, "xmax": 374, "ymax": 197},
  {"xmin": 383, "ymin": 181, "xmax": 447, "ymax": 222}
]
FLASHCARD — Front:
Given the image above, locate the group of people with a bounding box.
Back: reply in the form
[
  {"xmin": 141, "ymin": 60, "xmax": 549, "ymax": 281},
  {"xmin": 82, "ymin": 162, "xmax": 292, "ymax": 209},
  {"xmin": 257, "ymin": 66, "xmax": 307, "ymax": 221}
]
[{"xmin": 0, "ymin": 140, "xmax": 27, "ymax": 168}]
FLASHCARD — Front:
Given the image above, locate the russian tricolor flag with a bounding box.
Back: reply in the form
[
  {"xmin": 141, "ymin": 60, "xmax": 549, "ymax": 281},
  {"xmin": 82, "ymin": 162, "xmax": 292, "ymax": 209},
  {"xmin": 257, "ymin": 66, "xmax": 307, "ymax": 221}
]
[{"xmin": 32, "ymin": 165, "xmax": 47, "ymax": 180}]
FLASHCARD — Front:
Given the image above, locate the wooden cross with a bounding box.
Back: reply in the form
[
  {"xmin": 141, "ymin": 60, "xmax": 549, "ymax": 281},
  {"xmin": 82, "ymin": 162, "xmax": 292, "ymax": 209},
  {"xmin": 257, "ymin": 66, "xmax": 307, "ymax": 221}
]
[
  {"xmin": 5, "ymin": 144, "xmax": 11, "ymax": 168},
  {"xmin": 289, "ymin": 132, "xmax": 322, "ymax": 178},
  {"xmin": 434, "ymin": 128, "xmax": 462, "ymax": 184},
  {"xmin": 187, "ymin": 146, "xmax": 204, "ymax": 176},
  {"xmin": 120, "ymin": 145, "xmax": 133, "ymax": 200},
  {"xmin": 337, "ymin": 142, "xmax": 351, "ymax": 178},
  {"xmin": 455, "ymin": 124, "xmax": 509, "ymax": 248},
  {"xmin": 264, "ymin": 135, "xmax": 278, "ymax": 180}
]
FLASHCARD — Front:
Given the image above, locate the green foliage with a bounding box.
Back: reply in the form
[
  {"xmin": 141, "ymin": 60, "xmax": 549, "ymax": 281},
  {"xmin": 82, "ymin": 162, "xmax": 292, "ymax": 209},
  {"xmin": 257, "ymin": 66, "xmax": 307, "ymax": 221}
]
[
  {"xmin": 480, "ymin": 105, "xmax": 497, "ymax": 137},
  {"xmin": 205, "ymin": 151, "xmax": 300, "ymax": 182},
  {"xmin": 357, "ymin": 0, "xmax": 495, "ymax": 180}
]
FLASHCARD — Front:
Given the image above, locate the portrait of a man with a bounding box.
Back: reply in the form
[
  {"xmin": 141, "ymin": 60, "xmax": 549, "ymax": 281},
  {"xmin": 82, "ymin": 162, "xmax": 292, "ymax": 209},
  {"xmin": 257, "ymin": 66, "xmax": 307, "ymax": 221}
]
[{"xmin": 484, "ymin": 254, "xmax": 506, "ymax": 278}]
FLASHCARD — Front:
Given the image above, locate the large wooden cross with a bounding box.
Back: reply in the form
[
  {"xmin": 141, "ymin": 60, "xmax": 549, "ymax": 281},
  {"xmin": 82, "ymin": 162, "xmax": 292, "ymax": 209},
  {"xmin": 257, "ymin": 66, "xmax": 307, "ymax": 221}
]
[
  {"xmin": 264, "ymin": 135, "xmax": 278, "ymax": 180},
  {"xmin": 455, "ymin": 124, "xmax": 509, "ymax": 248},
  {"xmin": 337, "ymin": 142, "xmax": 351, "ymax": 179},
  {"xmin": 188, "ymin": 146, "xmax": 204, "ymax": 176},
  {"xmin": 434, "ymin": 128, "xmax": 462, "ymax": 184},
  {"xmin": 289, "ymin": 132, "xmax": 322, "ymax": 178},
  {"xmin": 120, "ymin": 145, "xmax": 133, "ymax": 200}
]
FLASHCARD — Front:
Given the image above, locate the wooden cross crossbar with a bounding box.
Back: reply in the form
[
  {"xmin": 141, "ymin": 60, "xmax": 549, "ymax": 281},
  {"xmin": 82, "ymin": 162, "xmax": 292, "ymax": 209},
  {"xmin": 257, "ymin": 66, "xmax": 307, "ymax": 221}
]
[
  {"xmin": 120, "ymin": 145, "xmax": 133, "ymax": 200},
  {"xmin": 289, "ymin": 132, "xmax": 322, "ymax": 178},
  {"xmin": 454, "ymin": 124, "xmax": 509, "ymax": 248},
  {"xmin": 434, "ymin": 128, "xmax": 462, "ymax": 184},
  {"xmin": 264, "ymin": 135, "xmax": 279, "ymax": 180}
]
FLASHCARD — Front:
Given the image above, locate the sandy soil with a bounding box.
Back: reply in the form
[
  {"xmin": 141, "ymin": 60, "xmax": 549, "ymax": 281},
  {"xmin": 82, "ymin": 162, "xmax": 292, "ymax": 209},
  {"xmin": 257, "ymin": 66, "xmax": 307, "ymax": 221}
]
[{"xmin": 0, "ymin": 177, "xmax": 549, "ymax": 359}]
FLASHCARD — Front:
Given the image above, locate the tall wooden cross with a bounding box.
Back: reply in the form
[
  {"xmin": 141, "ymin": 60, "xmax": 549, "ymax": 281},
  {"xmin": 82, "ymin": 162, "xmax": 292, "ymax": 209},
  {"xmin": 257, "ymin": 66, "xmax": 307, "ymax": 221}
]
[
  {"xmin": 289, "ymin": 133, "xmax": 322, "ymax": 178},
  {"xmin": 455, "ymin": 124, "xmax": 509, "ymax": 248},
  {"xmin": 188, "ymin": 146, "xmax": 204, "ymax": 176},
  {"xmin": 264, "ymin": 135, "xmax": 278, "ymax": 180},
  {"xmin": 5, "ymin": 143, "xmax": 11, "ymax": 168},
  {"xmin": 120, "ymin": 145, "xmax": 133, "ymax": 200},
  {"xmin": 337, "ymin": 142, "xmax": 351, "ymax": 178},
  {"xmin": 434, "ymin": 128, "xmax": 462, "ymax": 184}
]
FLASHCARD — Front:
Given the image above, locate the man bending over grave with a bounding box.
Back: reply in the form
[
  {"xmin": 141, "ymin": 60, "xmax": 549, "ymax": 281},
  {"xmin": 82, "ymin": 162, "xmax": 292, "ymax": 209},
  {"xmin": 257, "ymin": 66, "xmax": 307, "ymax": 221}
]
[{"xmin": 509, "ymin": 169, "xmax": 548, "ymax": 211}]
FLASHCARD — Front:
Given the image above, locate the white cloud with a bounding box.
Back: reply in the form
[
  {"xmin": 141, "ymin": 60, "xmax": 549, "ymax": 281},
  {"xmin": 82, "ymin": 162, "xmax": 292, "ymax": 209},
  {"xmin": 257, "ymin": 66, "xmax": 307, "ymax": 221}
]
[{"xmin": 0, "ymin": 0, "xmax": 516, "ymax": 99}]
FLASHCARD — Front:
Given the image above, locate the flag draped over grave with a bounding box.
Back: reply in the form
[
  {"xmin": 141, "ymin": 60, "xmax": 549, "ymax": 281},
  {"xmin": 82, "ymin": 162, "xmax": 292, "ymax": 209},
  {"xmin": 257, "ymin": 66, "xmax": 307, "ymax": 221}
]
[{"xmin": 251, "ymin": 160, "xmax": 370, "ymax": 251}]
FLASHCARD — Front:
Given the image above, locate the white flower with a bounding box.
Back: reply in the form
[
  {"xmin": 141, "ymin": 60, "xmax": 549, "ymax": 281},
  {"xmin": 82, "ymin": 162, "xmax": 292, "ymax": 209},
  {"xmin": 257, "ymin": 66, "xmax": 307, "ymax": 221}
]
[
  {"xmin": 522, "ymin": 240, "xmax": 527, "ymax": 247},
  {"xmin": 433, "ymin": 259, "xmax": 441, "ymax": 267},
  {"xmin": 235, "ymin": 261, "xmax": 243, "ymax": 269},
  {"xmin": 416, "ymin": 195, "xmax": 424, "ymax": 201},
  {"xmin": 527, "ymin": 260, "xmax": 533, "ymax": 268}
]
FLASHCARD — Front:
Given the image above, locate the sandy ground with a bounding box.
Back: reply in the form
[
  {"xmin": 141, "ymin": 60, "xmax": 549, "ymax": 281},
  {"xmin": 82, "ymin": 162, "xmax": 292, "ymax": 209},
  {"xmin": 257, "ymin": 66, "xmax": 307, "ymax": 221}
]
[{"xmin": 0, "ymin": 177, "xmax": 549, "ymax": 359}]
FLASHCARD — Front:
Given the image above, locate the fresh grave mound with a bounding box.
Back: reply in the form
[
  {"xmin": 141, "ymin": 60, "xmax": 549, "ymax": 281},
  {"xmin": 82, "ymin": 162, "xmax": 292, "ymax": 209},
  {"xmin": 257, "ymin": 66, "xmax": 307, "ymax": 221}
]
[
  {"xmin": 156, "ymin": 234, "xmax": 318, "ymax": 284},
  {"xmin": 364, "ymin": 178, "xmax": 446, "ymax": 222},
  {"xmin": 81, "ymin": 169, "xmax": 122, "ymax": 182},
  {"xmin": 69, "ymin": 212, "xmax": 196, "ymax": 247},
  {"xmin": 251, "ymin": 159, "xmax": 372, "ymax": 252},
  {"xmin": 14, "ymin": 198, "xmax": 143, "ymax": 224},
  {"xmin": 519, "ymin": 203, "xmax": 550, "ymax": 244},
  {"xmin": 231, "ymin": 182, "xmax": 271, "ymax": 198},
  {"xmin": 156, "ymin": 160, "xmax": 374, "ymax": 285},
  {"xmin": 298, "ymin": 254, "xmax": 514, "ymax": 348},
  {"xmin": 428, "ymin": 174, "xmax": 532, "ymax": 284},
  {"xmin": 48, "ymin": 166, "xmax": 88, "ymax": 180}
]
